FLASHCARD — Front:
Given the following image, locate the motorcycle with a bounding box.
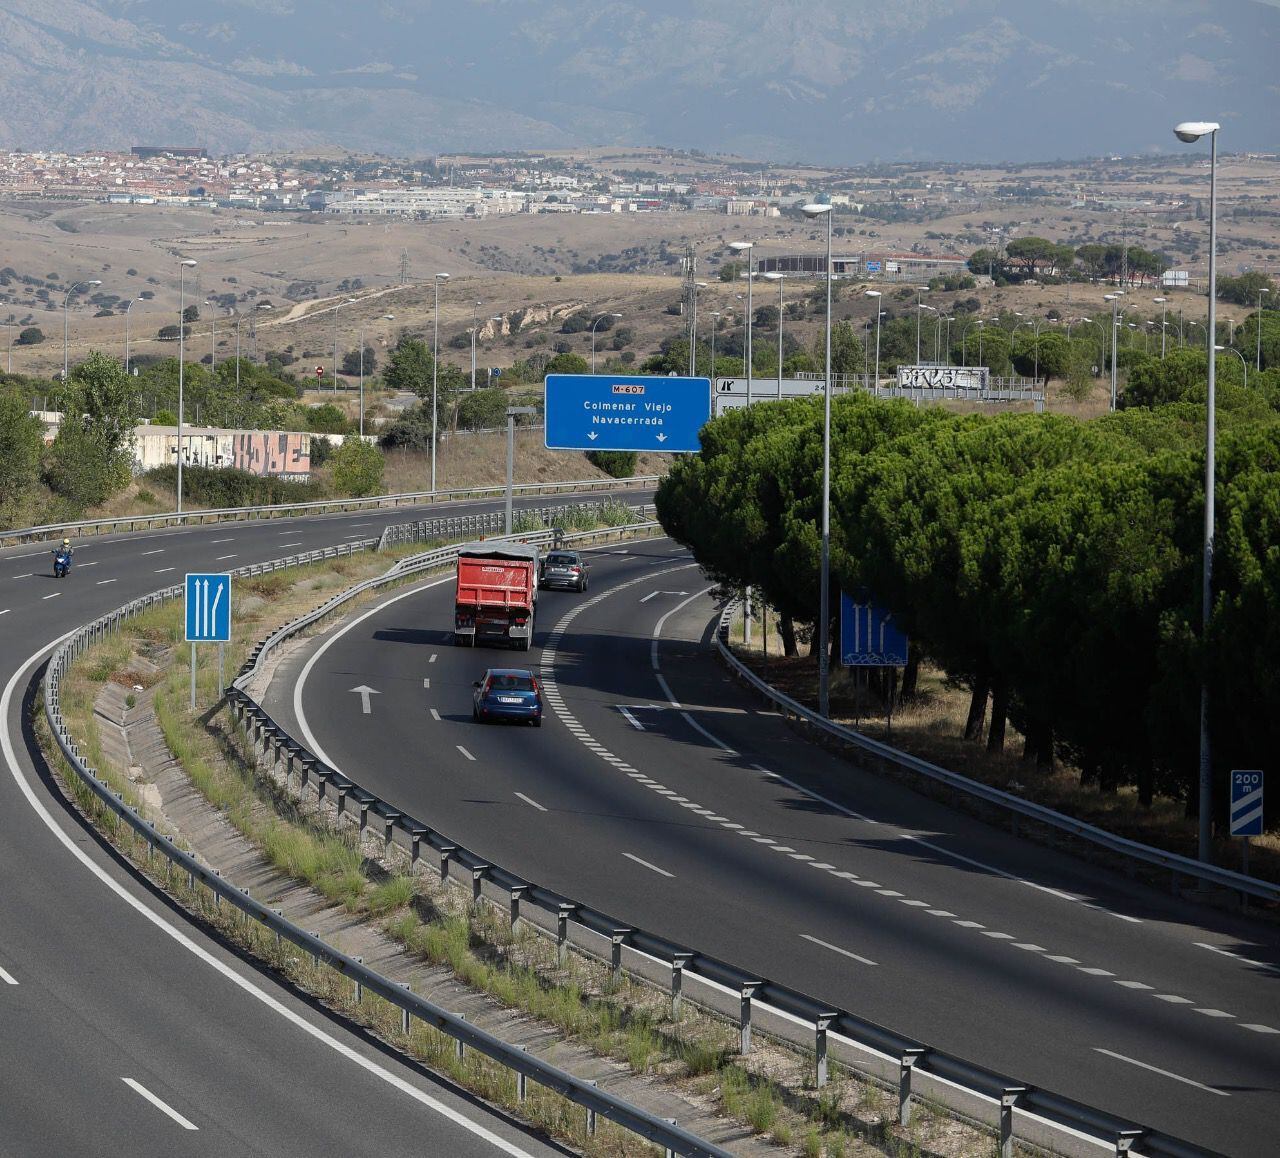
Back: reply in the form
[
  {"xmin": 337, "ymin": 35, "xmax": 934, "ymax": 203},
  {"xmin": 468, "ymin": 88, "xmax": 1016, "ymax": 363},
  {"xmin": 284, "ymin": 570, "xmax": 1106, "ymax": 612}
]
[{"xmin": 53, "ymin": 550, "xmax": 72, "ymax": 579}]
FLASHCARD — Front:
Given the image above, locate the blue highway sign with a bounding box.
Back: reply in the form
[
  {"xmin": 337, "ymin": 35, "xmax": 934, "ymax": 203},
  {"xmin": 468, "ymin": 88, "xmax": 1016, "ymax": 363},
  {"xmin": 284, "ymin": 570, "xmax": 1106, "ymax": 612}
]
[
  {"xmin": 544, "ymin": 374, "xmax": 710, "ymax": 453},
  {"xmin": 840, "ymin": 592, "xmax": 909, "ymax": 666},
  {"xmin": 1230, "ymin": 769, "xmax": 1264, "ymax": 837},
  {"xmin": 185, "ymin": 572, "xmax": 232, "ymax": 643}
]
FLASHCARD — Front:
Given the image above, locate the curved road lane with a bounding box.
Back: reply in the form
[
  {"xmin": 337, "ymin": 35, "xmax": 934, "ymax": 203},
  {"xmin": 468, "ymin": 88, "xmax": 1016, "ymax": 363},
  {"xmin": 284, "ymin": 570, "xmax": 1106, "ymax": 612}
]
[
  {"xmin": 0, "ymin": 492, "xmax": 642, "ymax": 1157},
  {"xmin": 284, "ymin": 538, "xmax": 1280, "ymax": 1157}
]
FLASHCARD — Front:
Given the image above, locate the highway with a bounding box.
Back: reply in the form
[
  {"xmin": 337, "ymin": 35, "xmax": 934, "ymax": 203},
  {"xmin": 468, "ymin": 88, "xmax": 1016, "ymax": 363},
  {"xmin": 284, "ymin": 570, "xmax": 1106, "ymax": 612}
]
[
  {"xmin": 278, "ymin": 538, "xmax": 1280, "ymax": 1158},
  {"xmin": 0, "ymin": 493, "xmax": 644, "ymax": 1157}
]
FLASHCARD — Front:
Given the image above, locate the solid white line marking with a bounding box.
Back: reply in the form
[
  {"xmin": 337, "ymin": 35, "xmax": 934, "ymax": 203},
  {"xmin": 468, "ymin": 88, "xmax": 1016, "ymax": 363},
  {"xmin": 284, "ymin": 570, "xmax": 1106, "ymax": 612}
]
[
  {"xmin": 0, "ymin": 964, "xmax": 17, "ymax": 984},
  {"xmin": 97, "ymin": 579, "xmax": 117, "ymax": 585},
  {"xmin": 1194, "ymin": 942, "xmax": 1280, "ymax": 976},
  {"xmin": 623, "ymin": 852, "xmax": 673, "ymax": 878},
  {"xmin": 617, "ymin": 705, "xmax": 644, "ymax": 730},
  {"xmin": 515, "ymin": 792, "xmax": 547, "ymax": 812},
  {"xmin": 122, "ymin": 1078, "xmax": 199, "ymax": 1130},
  {"xmin": 42, "ymin": 593, "xmax": 60, "ymax": 600},
  {"xmin": 1092, "ymin": 1049, "xmax": 1228, "ymax": 1096},
  {"xmin": 429, "ymin": 709, "xmax": 440, "ymax": 721},
  {"xmin": 801, "ymin": 934, "xmax": 878, "ymax": 966},
  {"xmin": 456, "ymin": 746, "xmax": 475, "ymax": 762}
]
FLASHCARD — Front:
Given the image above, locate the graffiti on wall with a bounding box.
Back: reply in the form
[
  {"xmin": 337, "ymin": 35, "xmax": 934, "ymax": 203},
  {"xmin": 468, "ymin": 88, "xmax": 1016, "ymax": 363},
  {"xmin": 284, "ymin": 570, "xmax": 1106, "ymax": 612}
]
[{"xmin": 232, "ymin": 432, "xmax": 310, "ymax": 480}]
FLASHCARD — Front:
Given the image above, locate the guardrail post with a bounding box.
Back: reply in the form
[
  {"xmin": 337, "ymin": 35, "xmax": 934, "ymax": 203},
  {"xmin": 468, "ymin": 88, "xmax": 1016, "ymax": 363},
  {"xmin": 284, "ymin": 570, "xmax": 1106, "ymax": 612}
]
[
  {"xmin": 999, "ymin": 1087, "xmax": 1027, "ymax": 1158},
  {"xmin": 381, "ymin": 811, "xmax": 400, "ymax": 856},
  {"xmin": 455, "ymin": 1014, "xmax": 466, "ymax": 1061},
  {"xmin": 353, "ymin": 958, "xmax": 363, "ymax": 1004},
  {"xmin": 669, "ymin": 952, "xmax": 693, "ymax": 1019},
  {"xmin": 309, "ymin": 933, "xmax": 320, "ymax": 969},
  {"xmin": 408, "ymin": 826, "xmax": 426, "ymax": 872},
  {"xmin": 609, "ymin": 928, "xmax": 631, "ymax": 987},
  {"xmin": 1114, "ymin": 1128, "xmax": 1144, "ymax": 1155},
  {"xmin": 516, "ymin": 1046, "xmax": 528, "ymax": 1102},
  {"xmin": 898, "ymin": 1048, "xmax": 926, "ymax": 1125},
  {"xmin": 400, "ymin": 983, "xmax": 412, "ymax": 1035},
  {"xmin": 272, "ymin": 909, "xmax": 282, "ymax": 948},
  {"xmin": 470, "ymin": 864, "xmax": 490, "ymax": 906},
  {"xmin": 663, "ymin": 1119, "xmax": 678, "ymax": 1158},
  {"xmin": 509, "ymin": 884, "xmax": 529, "ymax": 931},
  {"xmin": 439, "ymin": 845, "xmax": 457, "ymax": 883},
  {"xmin": 556, "ymin": 903, "xmax": 578, "ymax": 967},
  {"xmin": 586, "ymin": 1082, "xmax": 597, "ymax": 1136},
  {"xmin": 739, "ymin": 982, "xmax": 761, "ymax": 1053},
  {"xmin": 212, "ymin": 870, "xmax": 222, "ymax": 908},
  {"xmin": 814, "ymin": 1014, "xmax": 836, "ymax": 1088}
]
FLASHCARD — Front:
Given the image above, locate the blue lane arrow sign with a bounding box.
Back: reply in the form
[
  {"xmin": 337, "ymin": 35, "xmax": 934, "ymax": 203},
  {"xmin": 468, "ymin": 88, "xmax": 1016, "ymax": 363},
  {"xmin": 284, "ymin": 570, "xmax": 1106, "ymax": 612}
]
[
  {"xmin": 839, "ymin": 591, "xmax": 909, "ymax": 667},
  {"xmin": 185, "ymin": 573, "xmax": 232, "ymax": 643},
  {"xmin": 544, "ymin": 374, "xmax": 710, "ymax": 453},
  {"xmin": 1230, "ymin": 769, "xmax": 1264, "ymax": 837}
]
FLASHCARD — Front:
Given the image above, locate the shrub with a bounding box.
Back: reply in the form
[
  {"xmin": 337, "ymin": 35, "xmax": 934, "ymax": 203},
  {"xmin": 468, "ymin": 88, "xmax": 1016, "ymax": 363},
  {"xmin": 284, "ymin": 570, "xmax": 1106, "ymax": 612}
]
[
  {"xmin": 586, "ymin": 450, "xmax": 637, "ymax": 479},
  {"xmin": 331, "ymin": 436, "xmax": 384, "ymax": 497},
  {"xmin": 144, "ymin": 464, "xmax": 325, "ymax": 507},
  {"xmin": 15, "ymin": 326, "xmax": 44, "ymax": 345}
]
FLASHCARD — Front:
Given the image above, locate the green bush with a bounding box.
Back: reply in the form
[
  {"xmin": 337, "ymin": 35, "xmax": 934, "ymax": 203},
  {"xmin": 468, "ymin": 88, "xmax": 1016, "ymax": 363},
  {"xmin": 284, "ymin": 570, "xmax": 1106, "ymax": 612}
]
[
  {"xmin": 586, "ymin": 450, "xmax": 637, "ymax": 478},
  {"xmin": 144, "ymin": 464, "xmax": 326, "ymax": 508},
  {"xmin": 331, "ymin": 436, "xmax": 385, "ymax": 497}
]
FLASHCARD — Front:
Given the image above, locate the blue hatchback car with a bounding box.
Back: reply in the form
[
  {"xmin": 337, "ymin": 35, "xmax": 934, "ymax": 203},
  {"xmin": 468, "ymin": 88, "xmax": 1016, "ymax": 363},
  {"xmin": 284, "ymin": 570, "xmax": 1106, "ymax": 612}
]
[{"xmin": 472, "ymin": 668, "xmax": 544, "ymax": 726}]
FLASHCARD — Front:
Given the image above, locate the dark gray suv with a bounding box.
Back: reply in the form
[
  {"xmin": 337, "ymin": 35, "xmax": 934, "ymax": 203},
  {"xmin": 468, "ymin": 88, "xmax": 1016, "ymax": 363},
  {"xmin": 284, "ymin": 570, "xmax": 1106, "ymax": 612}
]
[{"xmin": 539, "ymin": 550, "xmax": 589, "ymax": 592}]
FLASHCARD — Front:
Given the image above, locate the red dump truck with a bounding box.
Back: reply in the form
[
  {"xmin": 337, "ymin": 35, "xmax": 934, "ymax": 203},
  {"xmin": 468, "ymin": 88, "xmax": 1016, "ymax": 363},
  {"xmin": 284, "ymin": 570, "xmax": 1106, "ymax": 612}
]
[{"xmin": 453, "ymin": 542, "xmax": 539, "ymax": 650}]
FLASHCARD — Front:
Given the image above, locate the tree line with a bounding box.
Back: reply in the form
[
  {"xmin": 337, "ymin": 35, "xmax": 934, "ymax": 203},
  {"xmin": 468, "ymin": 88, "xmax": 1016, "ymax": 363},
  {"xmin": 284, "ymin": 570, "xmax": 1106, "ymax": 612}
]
[{"xmin": 656, "ymin": 370, "xmax": 1280, "ymax": 829}]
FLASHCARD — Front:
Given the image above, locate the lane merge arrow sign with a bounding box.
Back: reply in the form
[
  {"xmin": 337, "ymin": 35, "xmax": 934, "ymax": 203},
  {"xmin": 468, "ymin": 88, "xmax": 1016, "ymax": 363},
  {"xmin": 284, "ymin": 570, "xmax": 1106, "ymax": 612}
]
[{"xmin": 350, "ymin": 685, "xmax": 380, "ymax": 714}]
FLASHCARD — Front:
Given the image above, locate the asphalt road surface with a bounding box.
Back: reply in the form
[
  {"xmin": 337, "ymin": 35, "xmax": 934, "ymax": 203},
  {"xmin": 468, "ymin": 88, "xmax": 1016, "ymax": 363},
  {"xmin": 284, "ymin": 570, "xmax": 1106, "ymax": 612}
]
[
  {"xmin": 282, "ymin": 538, "xmax": 1280, "ymax": 1158},
  {"xmin": 0, "ymin": 491, "xmax": 645, "ymax": 1157}
]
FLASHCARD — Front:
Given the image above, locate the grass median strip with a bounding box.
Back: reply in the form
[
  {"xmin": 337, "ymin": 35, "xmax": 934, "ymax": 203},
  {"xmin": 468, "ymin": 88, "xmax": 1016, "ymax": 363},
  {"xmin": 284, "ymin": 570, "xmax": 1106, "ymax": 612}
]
[{"xmin": 44, "ymin": 536, "xmax": 994, "ymax": 1158}]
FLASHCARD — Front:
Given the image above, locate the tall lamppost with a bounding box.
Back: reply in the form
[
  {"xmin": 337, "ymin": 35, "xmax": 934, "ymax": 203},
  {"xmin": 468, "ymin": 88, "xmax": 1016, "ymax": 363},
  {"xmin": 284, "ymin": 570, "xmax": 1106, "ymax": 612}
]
[
  {"xmin": 206, "ymin": 300, "xmax": 218, "ymax": 370},
  {"xmin": 5, "ymin": 314, "xmax": 13, "ymax": 374},
  {"xmin": 176, "ymin": 259, "xmax": 197, "ymax": 513},
  {"xmin": 728, "ymin": 241, "xmax": 755, "ymax": 400},
  {"xmin": 470, "ymin": 300, "xmax": 483, "ymax": 391},
  {"xmin": 333, "ymin": 297, "xmax": 356, "ymax": 393},
  {"xmin": 1216, "ymin": 344, "xmax": 1247, "ymax": 388},
  {"xmin": 590, "ymin": 313, "xmax": 622, "ymax": 373},
  {"xmin": 865, "ymin": 290, "xmax": 883, "ymax": 388},
  {"xmin": 763, "ymin": 271, "xmax": 787, "ymax": 398},
  {"xmin": 914, "ymin": 286, "xmax": 931, "ymax": 363},
  {"xmin": 431, "ymin": 271, "xmax": 450, "ymax": 493},
  {"xmin": 123, "ymin": 298, "xmax": 138, "ymax": 375},
  {"xmin": 802, "ymin": 203, "xmax": 834, "ymax": 718},
  {"xmin": 1153, "ymin": 296, "xmax": 1169, "ymax": 359},
  {"xmin": 1257, "ymin": 287, "xmax": 1270, "ymax": 373},
  {"xmin": 1105, "ymin": 291, "xmax": 1124, "ymax": 410},
  {"xmin": 976, "ymin": 318, "xmax": 986, "ymax": 367},
  {"xmin": 944, "ymin": 315, "xmax": 955, "ymax": 364},
  {"xmin": 709, "ymin": 311, "xmax": 720, "ymax": 384},
  {"xmin": 1174, "ymin": 119, "xmax": 1220, "ymax": 865},
  {"xmin": 689, "ymin": 282, "xmax": 707, "ymax": 376},
  {"xmin": 356, "ymin": 313, "xmax": 395, "ymax": 437},
  {"xmin": 62, "ymin": 279, "xmax": 102, "ymax": 381},
  {"xmin": 233, "ymin": 310, "xmax": 243, "ymax": 387}
]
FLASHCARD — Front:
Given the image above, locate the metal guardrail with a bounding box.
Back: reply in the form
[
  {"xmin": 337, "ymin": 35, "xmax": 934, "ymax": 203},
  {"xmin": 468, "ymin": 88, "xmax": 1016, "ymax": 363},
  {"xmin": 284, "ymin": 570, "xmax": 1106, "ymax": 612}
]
[
  {"xmin": 377, "ymin": 502, "xmax": 655, "ymax": 551},
  {"xmin": 219, "ymin": 550, "xmax": 1213, "ymax": 1157},
  {"xmin": 1, "ymin": 474, "xmax": 660, "ymax": 547},
  {"xmin": 713, "ymin": 602, "xmax": 1280, "ymax": 907},
  {"xmin": 41, "ymin": 527, "xmax": 729, "ymax": 1158}
]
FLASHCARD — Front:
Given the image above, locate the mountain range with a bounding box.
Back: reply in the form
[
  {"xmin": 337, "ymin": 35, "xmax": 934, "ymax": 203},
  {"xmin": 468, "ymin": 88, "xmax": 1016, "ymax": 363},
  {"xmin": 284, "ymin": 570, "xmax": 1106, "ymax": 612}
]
[{"xmin": 0, "ymin": 0, "xmax": 1277, "ymax": 163}]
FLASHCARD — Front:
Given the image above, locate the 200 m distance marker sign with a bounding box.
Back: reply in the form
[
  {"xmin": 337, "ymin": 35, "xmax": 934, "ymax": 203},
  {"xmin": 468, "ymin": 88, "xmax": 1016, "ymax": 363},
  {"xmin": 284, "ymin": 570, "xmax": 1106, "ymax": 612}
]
[{"xmin": 544, "ymin": 374, "xmax": 710, "ymax": 453}]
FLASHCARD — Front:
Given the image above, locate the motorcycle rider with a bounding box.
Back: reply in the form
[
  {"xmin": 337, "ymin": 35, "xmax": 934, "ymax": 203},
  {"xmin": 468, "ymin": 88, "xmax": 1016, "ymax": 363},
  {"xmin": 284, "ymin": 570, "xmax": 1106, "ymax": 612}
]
[{"xmin": 52, "ymin": 537, "xmax": 74, "ymax": 575}]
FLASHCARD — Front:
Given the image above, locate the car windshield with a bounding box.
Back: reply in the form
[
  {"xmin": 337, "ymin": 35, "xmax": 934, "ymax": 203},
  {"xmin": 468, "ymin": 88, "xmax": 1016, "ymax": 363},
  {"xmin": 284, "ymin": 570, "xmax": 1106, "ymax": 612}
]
[
  {"xmin": 489, "ymin": 674, "xmax": 536, "ymax": 692},
  {"xmin": 546, "ymin": 554, "xmax": 576, "ymax": 566}
]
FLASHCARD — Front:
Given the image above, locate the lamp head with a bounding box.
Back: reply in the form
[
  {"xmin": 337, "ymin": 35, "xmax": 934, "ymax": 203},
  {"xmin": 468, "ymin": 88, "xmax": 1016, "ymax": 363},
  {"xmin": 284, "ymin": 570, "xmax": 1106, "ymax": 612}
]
[
  {"xmin": 435, "ymin": 272, "xmax": 450, "ymax": 281},
  {"xmin": 1153, "ymin": 296, "xmax": 1167, "ymax": 303},
  {"xmin": 728, "ymin": 241, "xmax": 754, "ymax": 252},
  {"xmin": 763, "ymin": 272, "xmax": 784, "ymax": 281},
  {"xmin": 382, "ymin": 313, "xmax": 395, "ymax": 320},
  {"xmin": 800, "ymin": 203, "xmax": 831, "ymax": 219},
  {"xmin": 864, "ymin": 289, "xmax": 881, "ymax": 298},
  {"xmin": 1174, "ymin": 121, "xmax": 1219, "ymax": 143},
  {"xmin": 179, "ymin": 259, "xmax": 197, "ymax": 268},
  {"xmin": 87, "ymin": 279, "xmax": 102, "ymax": 287}
]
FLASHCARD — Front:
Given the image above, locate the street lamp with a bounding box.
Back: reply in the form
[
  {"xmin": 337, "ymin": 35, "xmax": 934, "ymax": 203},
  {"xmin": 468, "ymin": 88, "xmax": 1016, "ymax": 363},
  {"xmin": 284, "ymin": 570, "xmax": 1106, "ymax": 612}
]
[
  {"xmin": 470, "ymin": 300, "xmax": 483, "ymax": 390},
  {"xmin": 1257, "ymin": 287, "xmax": 1270, "ymax": 373},
  {"xmin": 1153, "ymin": 297, "xmax": 1169, "ymax": 359},
  {"xmin": 914, "ymin": 286, "xmax": 930, "ymax": 364},
  {"xmin": 865, "ymin": 290, "xmax": 883, "ymax": 388},
  {"xmin": 802, "ymin": 203, "xmax": 834, "ymax": 719},
  {"xmin": 1215, "ymin": 344, "xmax": 1247, "ymax": 389},
  {"xmin": 763, "ymin": 271, "xmax": 787, "ymax": 398},
  {"xmin": 176, "ymin": 259, "xmax": 197, "ymax": 513},
  {"xmin": 356, "ymin": 314, "xmax": 396, "ymax": 438},
  {"xmin": 62, "ymin": 279, "xmax": 102, "ymax": 381},
  {"xmin": 1104, "ymin": 292, "xmax": 1125, "ymax": 410},
  {"xmin": 590, "ymin": 313, "xmax": 622, "ymax": 373},
  {"xmin": 728, "ymin": 241, "xmax": 755, "ymax": 400},
  {"xmin": 709, "ymin": 311, "xmax": 721, "ymax": 386},
  {"xmin": 333, "ymin": 297, "xmax": 356, "ymax": 393},
  {"xmin": 1174, "ymin": 119, "xmax": 1220, "ymax": 865},
  {"xmin": 431, "ymin": 271, "xmax": 449, "ymax": 493},
  {"xmin": 5, "ymin": 314, "xmax": 13, "ymax": 375},
  {"xmin": 123, "ymin": 298, "xmax": 139, "ymax": 375},
  {"xmin": 205, "ymin": 299, "xmax": 219, "ymax": 370},
  {"xmin": 689, "ymin": 282, "xmax": 708, "ymax": 377}
]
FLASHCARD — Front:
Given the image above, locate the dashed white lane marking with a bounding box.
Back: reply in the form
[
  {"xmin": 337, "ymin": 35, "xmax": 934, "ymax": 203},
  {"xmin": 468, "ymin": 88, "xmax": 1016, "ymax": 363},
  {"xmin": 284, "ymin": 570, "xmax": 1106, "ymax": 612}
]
[
  {"xmin": 9, "ymin": 552, "xmax": 41, "ymax": 559},
  {"xmin": 41, "ymin": 593, "xmax": 60, "ymax": 600},
  {"xmin": 617, "ymin": 706, "xmax": 644, "ymax": 730},
  {"xmin": 122, "ymin": 1078, "xmax": 200, "ymax": 1130},
  {"xmin": 515, "ymin": 792, "xmax": 547, "ymax": 812},
  {"xmin": 429, "ymin": 709, "xmax": 440, "ymax": 722},
  {"xmin": 97, "ymin": 579, "xmax": 117, "ymax": 585},
  {"xmin": 0, "ymin": 609, "xmax": 8, "ymax": 617},
  {"xmin": 801, "ymin": 934, "xmax": 878, "ymax": 967},
  {"xmin": 154, "ymin": 567, "xmax": 175, "ymax": 573},
  {"xmin": 216, "ymin": 555, "xmax": 237, "ymax": 561},
  {"xmin": 141, "ymin": 549, "xmax": 163, "ymax": 556},
  {"xmin": 1091, "ymin": 1049, "xmax": 1229, "ymax": 1097},
  {"xmin": 1195, "ymin": 1008, "xmax": 1235, "ymax": 1019},
  {"xmin": 1242, "ymin": 1024, "xmax": 1280, "ymax": 1034},
  {"xmin": 0, "ymin": 964, "xmax": 17, "ymax": 984},
  {"xmin": 428, "ymin": 653, "xmax": 437, "ymax": 663},
  {"xmin": 1155, "ymin": 994, "xmax": 1194, "ymax": 1004},
  {"xmin": 623, "ymin": 852, "xmax": 674, "ymax": 878},
  {"xmin": 210, "ymin": 538, "xmax": 234, "ymax": 544},
  {"xmin": 1194, "ymin": 943, "xmax": 1280, "ymax": 976},
  {"xmin": 11, "ymin": 573, "xmax": 32, "ymax": 579},
  {"xmin": 538, "ymin": 560, "xmax": 1256, "ymax": 1033},
  {"xmin": 456, "ymin": 746, "xmax": 475, "ymax": 762},
  {"xmin": 78, "ymin": 561, "xmax": 98, "ymax": 568}
]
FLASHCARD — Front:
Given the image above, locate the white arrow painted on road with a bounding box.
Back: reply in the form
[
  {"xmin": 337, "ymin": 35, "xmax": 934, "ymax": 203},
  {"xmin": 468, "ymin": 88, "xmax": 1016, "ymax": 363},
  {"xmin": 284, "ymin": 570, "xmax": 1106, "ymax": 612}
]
[
  {"xmin": 350, "ymin": 685, "xmax": 380, "ymax": 714},
  {"xmin": 639, "ymin": 590, "xmax": 689, "ymax": 603},
  {"xmin": 616, "ymin": 704, "xmax": 668, "ymax": 730}
]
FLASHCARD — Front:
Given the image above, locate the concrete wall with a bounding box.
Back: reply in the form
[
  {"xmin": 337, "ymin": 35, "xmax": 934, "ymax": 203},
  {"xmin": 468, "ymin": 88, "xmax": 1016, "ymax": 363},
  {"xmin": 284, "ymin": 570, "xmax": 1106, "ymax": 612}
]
[{"xmin": 132, "ymin": 426, "xmax": 311, "ymax": 480}]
